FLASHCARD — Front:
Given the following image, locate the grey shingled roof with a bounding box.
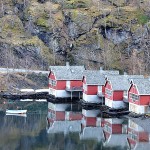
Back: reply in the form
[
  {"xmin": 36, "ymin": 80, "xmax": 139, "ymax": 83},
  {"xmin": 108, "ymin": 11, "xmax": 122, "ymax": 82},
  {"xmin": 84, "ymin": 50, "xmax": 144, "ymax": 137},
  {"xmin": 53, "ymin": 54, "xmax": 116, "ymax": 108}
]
[
  {"xmin": 83, "ymin": 70, "xmax": 119, "ymax": 85},
  {"xmin": 131, "ymin": 78, "xmax": 150, "ymax": 95},
  {"xmin": 49, "ymin": 65, "xmax": 85, "ymax": 80},
  {"xmin": 106, "ymin": 75, "xmax": 144, "ymax": 91}
]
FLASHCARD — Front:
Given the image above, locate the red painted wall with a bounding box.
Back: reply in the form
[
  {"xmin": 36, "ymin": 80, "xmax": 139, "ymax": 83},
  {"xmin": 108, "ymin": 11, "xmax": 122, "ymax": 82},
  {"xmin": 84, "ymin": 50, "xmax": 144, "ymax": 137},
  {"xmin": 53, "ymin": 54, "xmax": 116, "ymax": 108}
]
[
  {"xmin": 129, "ymin": 84, "xmax": 150, "ymax": 105},
  {"xmin": 129, "ymin": 84, "xmax": 139, "ymax": 104},
  {"xmin": 56, "ymin": 81, "xmax": 66, "ymax": 90},
  {"xmin": 49, "ymin": 71, "xmax": 66, "ymax": 90},
  {"xmin": 49, "ymin": 71, "xmax": 56, "ymax": 80},
  {"xmin": 83, "ymin": 77, "xmax": 97, "ymax": 95},
  {"xmin": 113, "ymin": 91, "xmax": 124, "ymax": 101},
  {"xmin": 140, "ymin": 96, "xmax": 150, "ymax": 105},
  {"xmin": 70, "ymin": 80, "xmax": 83, "ymax": 88},
  {"xmin": 105, "ymin": 81, "xmax": 113, "ymax": 100},
  {"xmin": 87, "ymin": 85, "xmax": 98, "ymax": 95},
  {"xmin": 102, "ymin": 86, "xmax": 105, "ymax": 94}
]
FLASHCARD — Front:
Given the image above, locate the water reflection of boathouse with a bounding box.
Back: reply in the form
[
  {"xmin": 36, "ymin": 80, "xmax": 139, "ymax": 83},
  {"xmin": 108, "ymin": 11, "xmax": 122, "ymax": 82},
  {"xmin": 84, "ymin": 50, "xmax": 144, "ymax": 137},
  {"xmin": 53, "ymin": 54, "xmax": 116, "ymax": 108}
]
[
  {"xmin": 103, "ymin": 118, "xmax": 128, "ymax": 148},
  {"xmin": 80, "ymin": 108, "xmax": 104, "ymax": 142},
  {"xmin": 47, "ymin": 102, "xmax": 82, "ymax": 134},
  {"xmin": 127, "ymin": 119, "xmax": 150, "ymax": 150}
]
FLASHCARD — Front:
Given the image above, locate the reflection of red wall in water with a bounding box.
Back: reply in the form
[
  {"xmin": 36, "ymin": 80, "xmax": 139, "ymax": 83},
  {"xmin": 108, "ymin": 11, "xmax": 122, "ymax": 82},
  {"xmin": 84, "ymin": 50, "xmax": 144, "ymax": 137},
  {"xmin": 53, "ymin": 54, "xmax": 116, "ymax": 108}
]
[
  {"xmin": 48, "ymin": 109, "xmax": 82, "ymax": 121},
  {"xmin": 48, "ymin": 109, "xmax": 65, "ymax": 121},
  {"xmin": 103, "ymin": 119, "xmax": 124, "ymax": 141},
  {"xmin": 127, "ymin": 125, "xmax": 149, "ymax": 149},
  {"xmin": 105, "ymin": 121, "xmax": 122, "ymax": 134},
  {"xmin": 67, "ymin": 112, "xmax": 82, "ymax": 121},
  {"xmin": 83, "ymin": 116, "xmax": 97, "ymax": 127},
  {"xmin": 128, "ymin": 127, "xmax": 149, "ymax": 142}
]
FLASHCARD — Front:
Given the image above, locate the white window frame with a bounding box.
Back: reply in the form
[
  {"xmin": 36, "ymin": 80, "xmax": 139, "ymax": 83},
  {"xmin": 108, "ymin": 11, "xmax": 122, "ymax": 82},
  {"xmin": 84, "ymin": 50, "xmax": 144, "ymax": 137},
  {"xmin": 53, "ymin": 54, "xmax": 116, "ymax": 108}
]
[
  {"xmin": 129, "ymin": 93, "xmax": 139, "ymax": 101},
  {"xmin": 105, "ymin": 88, "xmax": 112, "ymax": 96},
  {"xmin": 49, "ymin": 79, "xmax": 56, "ymax": 87}
]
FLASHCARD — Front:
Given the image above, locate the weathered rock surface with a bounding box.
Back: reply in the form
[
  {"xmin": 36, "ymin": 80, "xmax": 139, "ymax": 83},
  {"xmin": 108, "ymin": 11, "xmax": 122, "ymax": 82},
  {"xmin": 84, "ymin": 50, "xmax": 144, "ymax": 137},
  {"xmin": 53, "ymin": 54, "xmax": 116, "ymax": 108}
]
[{"xmin": 0, "ymin": 0, "xmax": 149, "ymax": 74}]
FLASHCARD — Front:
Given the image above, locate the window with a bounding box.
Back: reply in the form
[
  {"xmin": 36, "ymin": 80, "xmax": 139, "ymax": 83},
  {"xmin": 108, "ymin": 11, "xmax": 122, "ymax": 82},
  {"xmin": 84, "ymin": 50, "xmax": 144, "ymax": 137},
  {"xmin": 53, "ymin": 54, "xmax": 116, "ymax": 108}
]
[
  {"xmin": 129, "ymin": 93, "xmax": 139, "ymax": 101},
  {"xmin": 49, "ymin": 79, "xmax": 56, "ymax": 87},
  {"xmin": 49, "ymin": 79, "xmax": 52, "ymax": 85},
  {"xmin": 104, "ymin": 124, "xmax": 111, "ymax": 133},
  {"xmin": 105, "ymin": 88, "xmax": 112, "ymax": 96}
]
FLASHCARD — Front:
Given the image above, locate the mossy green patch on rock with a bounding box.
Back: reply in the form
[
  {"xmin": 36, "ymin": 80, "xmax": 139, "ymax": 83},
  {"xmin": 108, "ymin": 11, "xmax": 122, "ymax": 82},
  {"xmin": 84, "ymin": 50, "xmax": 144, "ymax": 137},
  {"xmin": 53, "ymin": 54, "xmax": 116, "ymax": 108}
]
[
  {"xmin": 36, "ymin": 17, "xmax": 49, "ymax": 28},
  {"xmin": 63, "ymin": 0, "xmax": 91, "ymax": 9},
  {"xmin": 26, "ymin": 1, "xmax": 62, "ymax": 29},
  {"xmin": 0, "ymin": 15, "xmax": 24, "ymax": 33},
  {"xmin": 136, "ymin": 11, "xmax": 150, "ymax": 25}
]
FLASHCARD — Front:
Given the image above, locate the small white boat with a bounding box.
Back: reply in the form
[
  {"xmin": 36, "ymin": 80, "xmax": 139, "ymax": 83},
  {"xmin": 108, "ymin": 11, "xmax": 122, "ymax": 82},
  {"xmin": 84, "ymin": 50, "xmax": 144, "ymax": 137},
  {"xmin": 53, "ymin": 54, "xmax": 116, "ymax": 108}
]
[
  {"xmin": 6, "ymin": 109, "xmax": 27, "ymax": 114},
  {"xmin": 6, "ymin": 113, "xmax": 27, "ymax": 117},
  {"xmin": 20, "ymin": 99, "xmax": 33, "ymax": 102}
]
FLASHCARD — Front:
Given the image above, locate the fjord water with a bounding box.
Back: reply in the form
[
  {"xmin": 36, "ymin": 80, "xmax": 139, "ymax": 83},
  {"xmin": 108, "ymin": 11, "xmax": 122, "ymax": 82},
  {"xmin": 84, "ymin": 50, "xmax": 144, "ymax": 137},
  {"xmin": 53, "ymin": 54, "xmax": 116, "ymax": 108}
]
[{"xmin": 0, "ymin": 101, "xmax": 149, "ymax": 150}]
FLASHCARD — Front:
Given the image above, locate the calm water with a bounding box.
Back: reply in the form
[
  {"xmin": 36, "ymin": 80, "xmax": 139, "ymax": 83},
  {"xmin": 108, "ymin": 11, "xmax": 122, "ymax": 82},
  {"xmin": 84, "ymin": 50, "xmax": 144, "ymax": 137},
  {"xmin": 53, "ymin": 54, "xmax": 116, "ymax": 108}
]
[{"xmin": 0, "ymin": 100, "xmax": 149, "ymax": 150}]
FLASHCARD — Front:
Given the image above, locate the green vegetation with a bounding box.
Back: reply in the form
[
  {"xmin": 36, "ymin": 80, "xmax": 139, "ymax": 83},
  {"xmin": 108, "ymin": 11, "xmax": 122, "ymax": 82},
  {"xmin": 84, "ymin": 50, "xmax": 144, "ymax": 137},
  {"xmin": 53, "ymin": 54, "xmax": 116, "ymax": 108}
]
[
  {"xmin": 137, "ymin": 12, "xmax": 149, "ymax": 25},
  {"xmin": 63, "ymin": 0, "xmax": 91, "ymax": 9},
  {"xmin": 36, "ymin": 17, "xmax": 49, "ymax": 28}
]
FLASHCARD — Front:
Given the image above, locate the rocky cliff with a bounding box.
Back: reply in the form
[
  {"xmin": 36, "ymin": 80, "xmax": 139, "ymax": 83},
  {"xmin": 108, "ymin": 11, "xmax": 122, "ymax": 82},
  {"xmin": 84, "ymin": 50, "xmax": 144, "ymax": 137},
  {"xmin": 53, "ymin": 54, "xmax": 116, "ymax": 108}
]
[{"xmin": 0, "ymin": 0, "xmax": 150, "ymax": 74}]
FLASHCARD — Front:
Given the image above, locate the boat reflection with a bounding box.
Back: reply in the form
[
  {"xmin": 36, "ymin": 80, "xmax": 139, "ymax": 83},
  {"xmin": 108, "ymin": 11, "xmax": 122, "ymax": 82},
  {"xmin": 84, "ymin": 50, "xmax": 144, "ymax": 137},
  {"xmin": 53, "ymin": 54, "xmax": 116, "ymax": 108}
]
[
  {"xmin": 5, "ymin": 113, "xmax": 27, "ymax": 117},
  {"xmin": 127, "ymin": 119, "xmax": 150, "ymax": 150}
]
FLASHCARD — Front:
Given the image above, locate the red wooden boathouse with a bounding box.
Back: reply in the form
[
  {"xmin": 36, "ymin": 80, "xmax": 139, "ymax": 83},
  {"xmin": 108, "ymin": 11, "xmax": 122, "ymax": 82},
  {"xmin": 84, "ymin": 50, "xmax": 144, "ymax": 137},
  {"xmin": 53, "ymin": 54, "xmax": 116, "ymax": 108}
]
[
  {"xmin": 128, "ymin": 78, "xmax": 150, "ymax": 114},
  {"xmin": 105, "ymin": 75, "xmax": 144, "ymax": 109},
  {"xmin": 48, "ymin": 62, "xmax": 85, "ymax": 98},
  {"xmin": 82, "ymin": 70, "xmax": 119, "ymax": 104}
]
